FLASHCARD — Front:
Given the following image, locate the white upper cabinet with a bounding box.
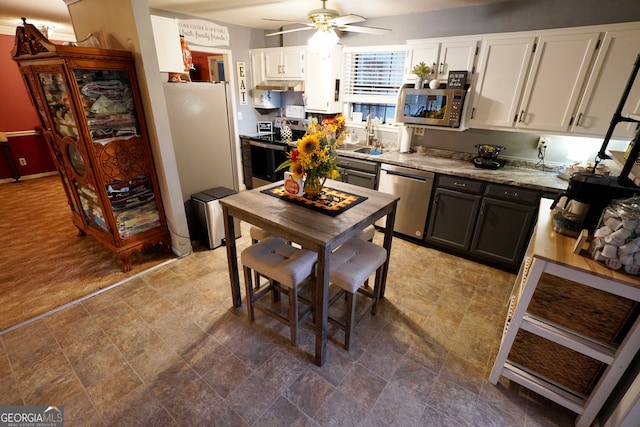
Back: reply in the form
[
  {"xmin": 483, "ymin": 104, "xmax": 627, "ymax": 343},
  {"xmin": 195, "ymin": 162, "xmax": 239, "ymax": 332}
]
[
  {"xmin": 406, "ymin": 37, "xmax": 479, "ymax": 83},
  {"xmin": 263, "ymin": 46, "xmax": 305, "ymax": 80},
  {"xmin": 470, "ymin": 35, "xmax": 537, "ymax": 128},
  {"xmin": 250, "ymin": 50, "xmax": 266, "ymax": 87},
  {"xmin": 150, "ymin": 15, "xmax": 184, "ymax": 73},
  {"xmin": 516, "ymin": 30, "xmax": 600, "ymax": 133},
  {"xmin": 305, "ymin": 45, "xmax": 343, "ymax": 113},
  {"xmin": 570, "ymin": 26, "xmax": 640, "ymax": 139},
  {"xmin": 470, "ymin": 28, "xmax": 601, "ymax": 133}
]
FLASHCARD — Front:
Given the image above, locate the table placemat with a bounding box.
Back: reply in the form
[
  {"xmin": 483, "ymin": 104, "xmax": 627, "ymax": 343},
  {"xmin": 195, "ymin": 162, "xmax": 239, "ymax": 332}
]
[{"xmin": 261, "ymin": 184, "xmax": 368, "ymax": 216}]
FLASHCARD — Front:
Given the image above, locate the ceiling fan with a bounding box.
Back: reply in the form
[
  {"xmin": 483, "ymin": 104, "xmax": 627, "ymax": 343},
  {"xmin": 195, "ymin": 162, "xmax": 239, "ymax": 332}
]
[{"xmin": 264, "ymin": 0, "xmax": 391, "ymax": 38}]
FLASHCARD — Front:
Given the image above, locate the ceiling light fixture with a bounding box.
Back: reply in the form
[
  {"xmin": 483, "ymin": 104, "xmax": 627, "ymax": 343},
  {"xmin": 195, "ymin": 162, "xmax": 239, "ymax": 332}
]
[{"xmin": 308, "ymin": 27, "xmax": 339, "ymax": 52}]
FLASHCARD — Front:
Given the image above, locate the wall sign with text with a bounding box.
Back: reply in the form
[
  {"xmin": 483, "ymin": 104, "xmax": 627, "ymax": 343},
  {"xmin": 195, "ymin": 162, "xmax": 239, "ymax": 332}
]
[
  {"xmin": 236, "ymin": 62, "xmax": 248, "ymax": 106},
  {"xmin": 447, "ymin": 71, "xmax": 468, "ymax": 89},
  {"xmin": 178, "ymin": 19, "xmax": 229, "ymax": 47}
]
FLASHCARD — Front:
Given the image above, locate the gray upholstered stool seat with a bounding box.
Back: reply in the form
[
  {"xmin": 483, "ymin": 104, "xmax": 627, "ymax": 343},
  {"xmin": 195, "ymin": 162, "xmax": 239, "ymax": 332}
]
[
  {"xmin": 249, "ymin": 226, "xmax": 278, "ymax": 243},
  {"xmin": 241, "ymin": 236, "xmax": 317, "ymax": 346},
  {"xmin": 356, "ymin": 224, "xmax": 376, "ymax": 242},
  {"xmin": 248, "ymin": 226, "xmax": 286, "ymax": 289},
  {"xmin": 328, "ymin": 237, "xmax": 387, "ymax": 350}
]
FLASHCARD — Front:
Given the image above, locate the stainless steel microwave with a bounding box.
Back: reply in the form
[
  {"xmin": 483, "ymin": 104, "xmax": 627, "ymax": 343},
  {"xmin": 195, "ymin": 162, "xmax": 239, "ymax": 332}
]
[{"xmin": 396, "ymin": 87, "xmax": 466, "ymax": 127}]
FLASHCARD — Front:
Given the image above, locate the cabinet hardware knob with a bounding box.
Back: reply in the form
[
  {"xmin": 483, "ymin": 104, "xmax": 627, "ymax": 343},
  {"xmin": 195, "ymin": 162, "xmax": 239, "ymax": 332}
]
[
  {"xmin": 453, "ymin": 182, "xmax": 466, "ymax": 188},
  {"xmin": 504, "ymin": 191, "xmax": 519, "ymax": 197},
  {"xmin": 576, "ymin": 113, "xmax": 583, "ymax": 127},
  {"xmin": 518, "ymin": 110, "xmax": 525, "ymax": 123}
]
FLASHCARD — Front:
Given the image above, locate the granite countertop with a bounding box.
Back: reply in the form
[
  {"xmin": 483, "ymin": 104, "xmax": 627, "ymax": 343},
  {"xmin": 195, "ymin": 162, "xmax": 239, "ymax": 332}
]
[{"xmin": 337, "ymin": 147, "xmax": 570, "ymax": 194}]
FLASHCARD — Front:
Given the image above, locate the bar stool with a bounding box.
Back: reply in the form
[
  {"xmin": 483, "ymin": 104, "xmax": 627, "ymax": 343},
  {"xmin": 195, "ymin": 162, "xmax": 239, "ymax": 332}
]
[
  {"xmin": 357, "ymin": 224, "xmax": 376, "ymax": 242},
  {"xmin": 249, "ymin": 226, "xmax": 282, "ymax": 290},
  {"xmin": 241, "ymin": 237, "xmax": 317, "ymax": 346},
  {"xmin": 250, "ymin": 226, "xmax": 276, "ymax": 244},
  {"xmin": 328, "ymin": 238, "xmax": 387, "ymax": 350}
]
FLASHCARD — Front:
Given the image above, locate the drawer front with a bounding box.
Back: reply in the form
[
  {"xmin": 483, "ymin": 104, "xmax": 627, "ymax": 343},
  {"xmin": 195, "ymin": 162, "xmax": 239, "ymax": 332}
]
[
  {"xmin": 336, "ymin": 156, "xmax": 378, "ymax": 173},
  {"xmin": 485, "ymin": 183, "xmax": 539, "ymax": 205},
  {"xmin": 437, "ymin": 175, "xmax": 483, "ymax": 194}
]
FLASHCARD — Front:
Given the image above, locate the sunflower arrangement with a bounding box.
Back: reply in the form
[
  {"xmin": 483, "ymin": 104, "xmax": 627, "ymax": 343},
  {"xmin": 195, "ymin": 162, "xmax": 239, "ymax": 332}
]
[{"xmin": 276, "ymin": 114, "xmax": 347, "ymax": 187}]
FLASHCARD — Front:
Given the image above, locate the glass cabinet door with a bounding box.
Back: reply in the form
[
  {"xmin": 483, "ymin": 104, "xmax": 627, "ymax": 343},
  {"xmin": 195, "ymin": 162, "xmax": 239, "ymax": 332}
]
[
  {"xmin": 73, "ymin": 68, "xmax": 161, "ymax": 240},
  {"xmin": 74, "ymin": 180, "xmax": 108, "ymax": 233},
  {"xmin": 73, "ymin": 69, "xmax": 140, "ymax": 144},
  {"xmin": 37, "ymin": 72, "xmax": 79, "ymax": 139}
]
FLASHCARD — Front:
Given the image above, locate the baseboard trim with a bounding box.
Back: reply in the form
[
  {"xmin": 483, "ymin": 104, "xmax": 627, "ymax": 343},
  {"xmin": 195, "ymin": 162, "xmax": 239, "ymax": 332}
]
[{"xmin": 0, "ymin": 171, "xmax": 57, "ymax": 184}]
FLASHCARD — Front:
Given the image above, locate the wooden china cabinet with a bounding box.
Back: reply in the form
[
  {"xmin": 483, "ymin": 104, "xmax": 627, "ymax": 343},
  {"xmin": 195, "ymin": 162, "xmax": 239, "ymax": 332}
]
[{"xmin": 12, "ymin": 19, "xmax": 170, "ymax": 271}]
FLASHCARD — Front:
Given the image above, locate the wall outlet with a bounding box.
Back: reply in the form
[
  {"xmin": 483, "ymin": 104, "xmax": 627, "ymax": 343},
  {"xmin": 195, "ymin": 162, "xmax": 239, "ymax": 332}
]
[
  {"xmin": 18, "ymin": 157, "xmax": 27, "ymax": 166},
  {"xmin": 414, "ymin": 127, "xmax": 425, "ymax": 136},
  {"xmin": 537, "ymin": 137, "xmax": 550, "ymax": 151}
]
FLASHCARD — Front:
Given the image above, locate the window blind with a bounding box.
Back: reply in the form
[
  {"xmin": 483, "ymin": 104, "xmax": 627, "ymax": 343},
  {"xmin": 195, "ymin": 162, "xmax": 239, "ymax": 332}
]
[{"xmin": 343, "ymin": 50, "xmax": 407, "ymax": 104}]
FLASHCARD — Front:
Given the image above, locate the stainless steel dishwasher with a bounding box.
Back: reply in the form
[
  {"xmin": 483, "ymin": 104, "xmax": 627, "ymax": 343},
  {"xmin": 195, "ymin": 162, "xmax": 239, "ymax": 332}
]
[{"xmin": 376, "ymin": 163, "xmax": 434, "ymax": 239}]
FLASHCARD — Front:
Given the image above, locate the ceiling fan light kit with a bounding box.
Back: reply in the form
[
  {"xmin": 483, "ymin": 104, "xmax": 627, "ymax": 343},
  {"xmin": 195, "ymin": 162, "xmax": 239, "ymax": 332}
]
[
  {"xmin": 264, "ymin": 0, "xmax": 391, "ymax": 46},
  {"xmin": 308, "ymin": 27, "xmax": 339, "ymax": 50}
]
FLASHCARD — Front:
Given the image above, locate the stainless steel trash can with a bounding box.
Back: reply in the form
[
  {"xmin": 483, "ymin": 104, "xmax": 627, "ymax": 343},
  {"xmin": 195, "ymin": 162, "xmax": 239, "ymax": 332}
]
[{"xmin": 191, "ymin": 187, "xmax": 241, "ymax": 249}]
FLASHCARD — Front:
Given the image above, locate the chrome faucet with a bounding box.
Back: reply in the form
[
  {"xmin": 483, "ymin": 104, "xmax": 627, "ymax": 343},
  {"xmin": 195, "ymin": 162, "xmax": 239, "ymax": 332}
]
[{"xmin": 365, "ymin": 114, "xmax": 375, "ymax": 146}]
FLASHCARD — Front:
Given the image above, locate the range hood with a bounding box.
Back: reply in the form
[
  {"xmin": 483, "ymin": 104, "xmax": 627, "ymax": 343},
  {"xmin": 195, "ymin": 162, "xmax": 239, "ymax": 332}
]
[{"xmin": 255, "ymin": 80, "xmax": 305, "ymax": 91}]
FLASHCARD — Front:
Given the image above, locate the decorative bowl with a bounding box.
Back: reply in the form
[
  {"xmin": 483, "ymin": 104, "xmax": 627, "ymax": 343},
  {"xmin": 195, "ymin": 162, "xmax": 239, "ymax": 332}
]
[{"xmin": 475, "ymin": 144, "xmax": 506, "ymax": 161}]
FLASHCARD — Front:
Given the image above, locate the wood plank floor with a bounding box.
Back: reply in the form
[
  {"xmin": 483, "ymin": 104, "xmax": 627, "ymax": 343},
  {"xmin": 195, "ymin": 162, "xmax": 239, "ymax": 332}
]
[{"xmin": 0, "ymin": 175, "xmax": 175, "ymax": 332}]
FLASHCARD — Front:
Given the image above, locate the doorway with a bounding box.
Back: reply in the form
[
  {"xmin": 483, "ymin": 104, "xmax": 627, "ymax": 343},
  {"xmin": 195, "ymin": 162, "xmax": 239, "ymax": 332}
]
[{"xmin": 190, "ymin": 52, "xmax": 225, "ymax": 82}]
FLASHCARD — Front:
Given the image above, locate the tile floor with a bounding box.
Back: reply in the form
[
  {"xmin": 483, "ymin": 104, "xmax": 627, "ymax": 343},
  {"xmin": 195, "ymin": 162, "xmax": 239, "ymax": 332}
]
[{"xmin": 0, "ymin": 223, "xmax": 577, "ymax": 426}]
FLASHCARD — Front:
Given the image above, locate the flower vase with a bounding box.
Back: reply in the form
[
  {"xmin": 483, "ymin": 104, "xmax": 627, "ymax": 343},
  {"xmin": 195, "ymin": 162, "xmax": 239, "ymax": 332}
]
[
  {"xmin": 304, "ymin": 176, "xmax": 325, "ymax": 198},
  {"xmin": 414, "ymin": 76, "xmax": 423, "ymax": 89}
]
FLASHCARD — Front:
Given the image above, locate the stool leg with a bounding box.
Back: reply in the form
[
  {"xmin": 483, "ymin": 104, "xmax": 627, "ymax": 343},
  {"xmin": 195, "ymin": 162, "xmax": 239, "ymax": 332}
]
[
  {"xmin": 243, "ymin": 266, "xmax": 255, "ymax": 320},
  {"xmin": 272, "ymin": 279, "xmax": 281, "ymax": 302},
  {"xmin": 344, "ymin": 292, "xmax": 356, "ymax": 350},
  {"xmin": 251, "ymin": 238, "xmax": 261, "ymax": 290},
  {"xmin": 371, "ymin": 266, "xmax": 384, "ymax": 315},
  {"xmin": 289, "ymin": 285, "xmax": 298, "ymax": 347}
]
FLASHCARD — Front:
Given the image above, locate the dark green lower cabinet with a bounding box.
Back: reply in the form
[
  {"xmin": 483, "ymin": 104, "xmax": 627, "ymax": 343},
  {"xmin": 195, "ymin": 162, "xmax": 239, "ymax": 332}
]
[
  {"xmin": 470, "ymin": 197, "xmax": 536, "ymax": 267},
  {"xmin": 425, "ymin": 187, "xmax": 481, "ymax": 252},
  {"xmin": 424, "ymin": 175, "xmax": 540, "ymax": 270}
]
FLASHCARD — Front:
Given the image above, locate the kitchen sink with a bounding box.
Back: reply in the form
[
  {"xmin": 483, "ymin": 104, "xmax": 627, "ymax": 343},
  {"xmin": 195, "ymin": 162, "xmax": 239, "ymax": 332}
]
[
  {"xmin": 340, "ymin": 142, "xmax": 362, "ymax": 150},
  {"xmin": 353, "ymin": 146, "xmax": 382, "ymax": 155}
]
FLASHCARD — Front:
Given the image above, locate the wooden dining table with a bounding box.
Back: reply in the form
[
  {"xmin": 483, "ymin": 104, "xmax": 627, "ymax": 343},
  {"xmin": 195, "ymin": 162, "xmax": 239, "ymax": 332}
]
[{"xmin": 220, "ymin": 179, "xmax": 399, "ymax": 366}]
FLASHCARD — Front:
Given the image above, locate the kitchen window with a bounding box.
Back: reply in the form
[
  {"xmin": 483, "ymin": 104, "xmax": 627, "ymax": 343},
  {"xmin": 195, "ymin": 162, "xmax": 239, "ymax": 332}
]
[{"xmin": 343, "ymin": 46, "xmax": 407, "ymax": 124}]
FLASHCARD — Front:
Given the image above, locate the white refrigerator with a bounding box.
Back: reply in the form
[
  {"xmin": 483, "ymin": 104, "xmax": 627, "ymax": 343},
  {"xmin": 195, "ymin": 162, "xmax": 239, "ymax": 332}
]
[{"xmin": 163, "ymin": 82, "xmax": 239, "ymax": 244}]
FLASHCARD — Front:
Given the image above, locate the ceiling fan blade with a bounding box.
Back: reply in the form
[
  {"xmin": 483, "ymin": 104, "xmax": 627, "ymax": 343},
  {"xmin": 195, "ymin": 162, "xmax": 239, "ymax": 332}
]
[
  {"xmin": 263, "ymin": 18, "xmax": 309, "ymax": 24},
  {"xmin": 337, "ymin": 25, "xmax": 392, "ymax": 35},
  {"xmin": 266, "ymin": 26, "xmax": 315, "ymax": 37},
  {"xmin": 329, "ymin": 14, "xmax": 366, "ymax": 26}
]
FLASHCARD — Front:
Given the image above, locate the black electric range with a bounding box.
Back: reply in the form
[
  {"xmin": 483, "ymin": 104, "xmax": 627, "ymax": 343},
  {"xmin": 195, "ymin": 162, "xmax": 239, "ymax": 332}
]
[{"xmin": 251, "ymin": 129, "xmax": 306, "ymax": 146}]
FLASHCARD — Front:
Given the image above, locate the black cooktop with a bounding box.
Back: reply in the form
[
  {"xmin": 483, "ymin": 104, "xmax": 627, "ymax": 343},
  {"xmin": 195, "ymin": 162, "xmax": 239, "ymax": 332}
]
[{"xmin": 251, "ymin": 129, "xmax": 306, "ymax": 145}]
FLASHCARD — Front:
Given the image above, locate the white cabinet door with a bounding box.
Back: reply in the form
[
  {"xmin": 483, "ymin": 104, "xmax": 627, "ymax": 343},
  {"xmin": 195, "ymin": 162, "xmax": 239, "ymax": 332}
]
[
  {"xmin": 470, "ymin": 35, "xmax": 536, "ymax": 128},
  {"xmin": 250, "ymin": 50, "xmax": 267, "ymax": 106},
  {"xmin": 435, "ymin": 39, "xmax": 479, "ymax": 81},
  {"xmin": 281, "ymin": 47, "xmax": 305, "ymax": 79},
  {"xmin": 406, "ymin": 42, "xmax": 439, "ymax": 82},
  {"xmin": 571, "ymin": 27, "xmax": 640, "ymax": 139},
  {"xmin": 150, "ymin": 16, "xmax": 183, "ymax": 73},
  {"xmin": 305, "ymin": 45, "xmax": 343, "ymax": 113},
  {"xmin": 516, "ymin": 31, "xmax": 600, "ymax": 132},
  {"xmin": 262, "ymin": 47, "xmax": 305, "ymax": 80},
  {"xmin": 405, "ymin": 38, "xmax": 478, "ymax": 83},
  {"xmin": 264, "ymin": 48, "xmax": 283, "ymax": 79}
]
